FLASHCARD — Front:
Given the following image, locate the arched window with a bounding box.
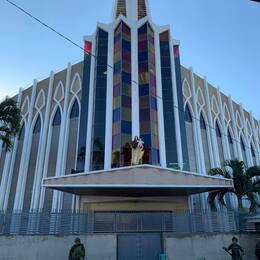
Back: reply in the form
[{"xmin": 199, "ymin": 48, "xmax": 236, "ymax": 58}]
[
  {"xmin": 200, "ymin": 114, "xmax": 211, "ymax": 173},
  {"xmin": 240, "ymin": 137, "xmax": 247, "ymax": 166},
  {"xmin": 215, "ymin": 122, "xmax": 225, "ymax": 166},
  {"xmin": 228, "ymin": 129, "xmax": 235, "ymax": 160},
  {"xmin": 33, "ymin": 116, "xmax": 41, "ymax": 134},
  {"xmin": 251, "ymin": 144, "xmax": 256, "ymax": 166},
  {"xmin": 23, "ymin": 115, "xmax": 42, "ymax": 211},
  {"xmin": 63, "ymin": 100, "xmax": 80, "ymax": 211},
  {"xmin": 52, "ymin": 108, "xmax": 61, "ymax": 126},
  {"xmin": 42, "ymin": 107, "xmax": 62, "ymax": 211},
  {"xmin": 185, "ymin": 106, "xmax": 197, "ymax": 172},
  {"xmin": 70, "ymin": 100, "xmax": 79, "ymax": 119},
  {"xmin": 18, "ymin": 124, "xmax": 25, "ymax": 140}
]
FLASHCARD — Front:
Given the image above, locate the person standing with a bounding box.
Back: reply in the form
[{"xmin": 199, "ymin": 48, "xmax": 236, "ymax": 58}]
[
  {"xmin": 223, "ymin": 237, "xmax": 244, "ymax": 260},
  {"xmin": 255, "ymin": 238, "xmax": 260, "ymax": 260},
  {"xmin": 69, "ymin": 238, "xmax": 85, "ymax": 260}
]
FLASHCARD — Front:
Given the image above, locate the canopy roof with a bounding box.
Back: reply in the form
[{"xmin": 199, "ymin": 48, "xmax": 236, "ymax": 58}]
[{"xmin": 43, "ymin": 165, "xmax": 233, "ymax": 197}]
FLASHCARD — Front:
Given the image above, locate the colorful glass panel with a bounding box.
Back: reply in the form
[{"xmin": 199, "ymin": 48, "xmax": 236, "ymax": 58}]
[
  {"xmin": 138, "ymin": 23, "xmax": 160, "ymax": 165},
  {"xmin": 112, "ymin": 21, "xmax": 132, "ymax": 167},
  {"xmin": 91, "ymin": 29, "xmax": 108, "ymax": 171}
]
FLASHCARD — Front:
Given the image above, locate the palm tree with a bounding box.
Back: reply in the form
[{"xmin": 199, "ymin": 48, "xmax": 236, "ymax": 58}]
[
  {"xmin": 0, "ymin": 98, "xmax": 21, "ymax": 151},
  {"xmin": 208, "ymin": 160, "xmax": 260, "ymax": 211}
]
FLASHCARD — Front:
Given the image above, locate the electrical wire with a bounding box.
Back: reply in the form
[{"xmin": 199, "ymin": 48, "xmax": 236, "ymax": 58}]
[{"xmin": 4, "ymin": 0, "xmax": 260, "ymax": 158}]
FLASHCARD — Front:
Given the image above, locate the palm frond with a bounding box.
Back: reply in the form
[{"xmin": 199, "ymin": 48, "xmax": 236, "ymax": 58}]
[
  {"xmin": 246, "ymin": 166, "xmax": 260, "ymax": 179},
  {"xmin": 0, "ymin": 98, "xmax": 21, "ymax": 151},
  {"xmin": 252, "ymin": 183, "xmax": 260, "ymax": 193},
  {"xmin": 208, "ymin": 168, "xmax": 230, "ymax": 178},
  {"xmin": 227, "ymin": 160, "xmax": 245, "ymax": 175}
]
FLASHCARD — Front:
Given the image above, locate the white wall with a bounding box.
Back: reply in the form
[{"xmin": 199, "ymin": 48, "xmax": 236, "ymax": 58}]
[
  {"xmin": 165, "ymin": 234, "xmax": 257, "ymax": 260},
  {"xmin": 0, "ymin": 233, "xmax": 257, "ymax": 260},
  {"xmin": 0, "ymin": 235, "xmax": 117, "ymax": 260}
]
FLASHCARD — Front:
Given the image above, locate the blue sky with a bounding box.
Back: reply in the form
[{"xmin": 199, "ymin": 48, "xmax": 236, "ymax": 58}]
[{"xmin": 0, "ymin": 0, "xmax": 260, "ymax": 118}]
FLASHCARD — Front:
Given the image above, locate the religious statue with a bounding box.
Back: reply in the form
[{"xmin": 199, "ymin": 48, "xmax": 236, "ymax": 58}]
[{"xmin": 131, "ymin": 136, "xmax": 144, "ymax": 165}]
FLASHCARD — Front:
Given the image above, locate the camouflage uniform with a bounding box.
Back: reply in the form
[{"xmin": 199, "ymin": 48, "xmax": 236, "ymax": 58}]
[
  {"xmin": 226, "ymin": 243, "xmax": 244, "ymax": 260},
  {"xmin": 255, "ymin": 241, "xmax": 260, "ymax": 260},
  {"xmin": 69, "ymin": 238, "xmax": 85, "ymax": 260}
]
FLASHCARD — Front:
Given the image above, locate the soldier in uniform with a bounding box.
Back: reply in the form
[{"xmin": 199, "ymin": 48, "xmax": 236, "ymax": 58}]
[
  {"xmin": 255, "ymin": 238, "xmax": 260, "ymax": 260},
  {"xmin": 223, "ymin": 237, "xmax": 244, "ymax": 260},
  {"xmin": 69, "ymin": 238, "xmax": 85, "ymax": 260}
]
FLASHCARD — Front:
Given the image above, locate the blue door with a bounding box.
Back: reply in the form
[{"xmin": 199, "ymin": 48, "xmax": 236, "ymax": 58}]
[{"xmin": 117, "ymin": 233, "xmax": 162, "ymax": 260}]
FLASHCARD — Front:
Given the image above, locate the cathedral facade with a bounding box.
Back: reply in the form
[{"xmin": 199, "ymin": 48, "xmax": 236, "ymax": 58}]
[{"xmin": 0, "ymin": 0, "xmax": 259, "ymax": 213}]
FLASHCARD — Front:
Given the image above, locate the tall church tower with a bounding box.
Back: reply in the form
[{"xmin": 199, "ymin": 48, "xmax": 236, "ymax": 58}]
[
  {"xmin": 77, "ymin": 0, "xmax": 189, "ymax": 172},
  {"xmin": 113, "ymin": 0, "xmax": 150, "ymax": 21}
]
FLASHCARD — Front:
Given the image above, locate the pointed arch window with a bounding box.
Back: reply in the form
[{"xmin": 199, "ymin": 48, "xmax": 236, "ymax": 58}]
[
  {"xmin": 228, "ymin": 129, "xmax": 235, "ymax": 159},
  {"xmin": 240, "ymin": 137, "xmax": 247, "ymax": 166},
  {"xmin": 52, "ymin": 108, "xmax": 61, "ymax": 126},
  {"xmin": 18, "ymin": 124, "xmax": 25, "ymax": 140},
  {"xmin": 200, "ymin": 114, "xmax": 206, "ymax": 129},
  {"xmin": 70, "ymin": 100, "xmax": 79, "ymax": 119},
  {"xmin": 185, "ymin": 106, "xmax": 193, "ymax": 123},
  {"xmin": 251, "ymin": 145, "xmax": 257, "ymax": 166},
  {"xmin": 200, "ymin": 114, "xmax": 211, "ymax": 173},
  {"xmin": 23, "ymin": 115, "xmax": 41, "ymax": 211},
  {"xmin": 215, "ymin": 122, "xmax": 225, "ymax": 166},
  {"xmin": 62, "ymin": 99, "xmax": 80, "ymax": 211},
  {"xmin": 43, "ymin": 107, "xmax": 62, "ymax": 211},
  {"xmin": 185, "ymin": 106, "xmax": 197, "ymax": 172},
  {"xmin": 33, "ymin": 116, "xmax": 41, "ymax": 134},
  {"xmin": 216, "ymin": 123, "xmax": 222, "ymax": 138}
]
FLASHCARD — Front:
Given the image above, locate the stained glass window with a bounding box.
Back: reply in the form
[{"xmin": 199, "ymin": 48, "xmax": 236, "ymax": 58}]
[
  {"xmin": 112, "ymin": 22, "xmax": 132, "ymax": 167},
  {"xmin": 91, "ymin": 29, "xmax": 108, "ymax": 171},
  {"xmin": 138, "ymin": 23, "xmax": 160, "ymax": 165}
]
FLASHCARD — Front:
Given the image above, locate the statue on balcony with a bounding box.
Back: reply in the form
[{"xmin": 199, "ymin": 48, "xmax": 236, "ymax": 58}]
[{"xmin": 131, "ymin": 136, "xmax": 144, "ymax": 165}]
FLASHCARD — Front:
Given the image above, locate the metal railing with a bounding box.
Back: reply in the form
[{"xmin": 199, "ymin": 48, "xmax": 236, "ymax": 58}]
[{"xmin": 0, "ymin": 210, "xmax": 257, "ymax": 236}]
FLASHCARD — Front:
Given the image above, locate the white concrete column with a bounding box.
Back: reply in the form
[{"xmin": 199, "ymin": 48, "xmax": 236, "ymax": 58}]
[
  {"xmin": 31, "ymin": 72, "xmax": 54, "ymax": 210},
  {"xmin": 154, "ymin": 29, "xmax": 166, "ymax": 167},
  {"xmin": 0, "ymin": 88, "xmax": 23, "ymax": 211},
  {"xmin": 239, "ymin": 104, "xmax": 253, "ymax": 166},
  {"xmin": 52, "ymin": 63, "xmax": 72, "ymax": 211},
  {"xmin": 217, "ymin": 88, "xmax": 230, "ymax": 160},
  {"xmin": 250, "ymin": 112, "xmax": 260, "ymax": 164},
  {"xmin": 170, "ymin": 40, "xmax": 183, "ymax": 169},
  {"xmin": 14, "ymin": 80, "xmax": 37, "ymax": 211},
  {"xmin": 104, "ymin": 27, "xmax": 114, "ymax": 170},
  {"xmin": 204, "ymin": 78, "xmax": 218, "ymax": 167},
  {"xmin": 228, "ymin": 95, "xmax": 242, "ymax": 161},
  {"xmin": 84, "ymin": 37, "xmax": 96, "ymax": 173},
  {"xmin": 0, "ymin": 141, "xmax": 2, "ymax": 159},
  {"xmin": 189, "ymin": 68, "xmax": 204, "ymax": 174},
  {"xmin": 131, "ymin": 23, "xmax": 140, "ymax": 140}
]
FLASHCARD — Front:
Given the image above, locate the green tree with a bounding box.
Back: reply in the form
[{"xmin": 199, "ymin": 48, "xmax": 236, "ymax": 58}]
[
  {"xmin": 208, "ymin": 160, "xmax": 260, "ymax": 211},
  {"xmin": 0, "ymin": 98, "xmax": 21, "ymax": 151}
]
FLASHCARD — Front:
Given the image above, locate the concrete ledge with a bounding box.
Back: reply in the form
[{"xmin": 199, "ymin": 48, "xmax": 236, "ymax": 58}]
[{"xmin": 42, "ymin": 165, "xmax": 233, "ymax": 196}]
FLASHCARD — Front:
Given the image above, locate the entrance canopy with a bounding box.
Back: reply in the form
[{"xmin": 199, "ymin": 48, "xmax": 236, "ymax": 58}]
[{"xmin": 42, "ymin": 165, "xmax": 233, "ymax": 197}]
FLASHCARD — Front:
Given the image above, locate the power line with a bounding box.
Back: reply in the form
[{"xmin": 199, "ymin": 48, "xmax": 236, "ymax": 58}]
[{"xmin": 5, "ymin": 0, "xmax": 260, "ymax": 158}]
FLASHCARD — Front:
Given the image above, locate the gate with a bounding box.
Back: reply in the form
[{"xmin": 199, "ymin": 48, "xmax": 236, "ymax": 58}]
[{"xmin": 117, "ymin": 233, "xmax": 162, "ymax": 260}]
